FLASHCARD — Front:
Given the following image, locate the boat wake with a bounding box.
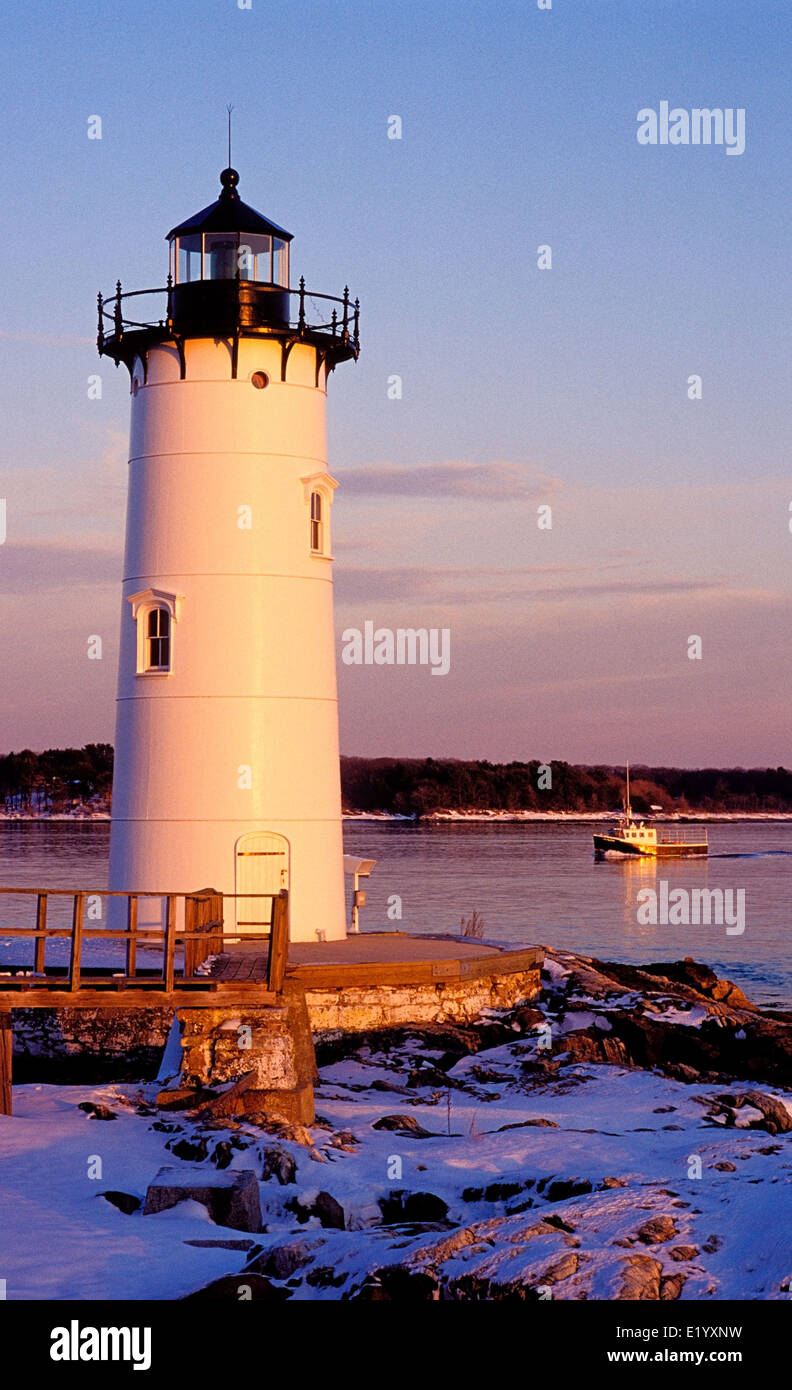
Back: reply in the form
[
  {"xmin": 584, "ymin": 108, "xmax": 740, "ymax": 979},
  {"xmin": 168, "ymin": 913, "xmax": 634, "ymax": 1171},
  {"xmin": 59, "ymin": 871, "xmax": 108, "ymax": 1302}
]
[{"xmin": 710, "ymin": 850, "xmax": 792, "ymax": 859}]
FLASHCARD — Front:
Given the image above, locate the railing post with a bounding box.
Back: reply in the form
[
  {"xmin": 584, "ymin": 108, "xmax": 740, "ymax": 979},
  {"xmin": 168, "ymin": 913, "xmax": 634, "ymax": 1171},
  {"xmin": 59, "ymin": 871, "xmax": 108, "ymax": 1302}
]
[
  {"xmin": 97, "ymin": 292, "xmax": 104, "ymax": 350},
  {"xmin": 342, "ymin": 285, "xmax": 349, "ymax": 340},
  {"xmin": 353, "ymin": 298, "xmax": 360, "ymax": 349},
  {"xmin": 126, "ymin": 895, "xmax": 137, "ymax": 980},
  {"xmin": 330, "ymin": 309, "xmax": 337, "ymax": 337},
  {"xmin": 0, "ymin": 1012, "xmax": 11, "ymax": 1117},
  {"xmin": 69, "ymin": 893, "xmax": 85, "ymax": 993},
  {"xmin": 298, "ymin": 276, "xmax": 306, "ymax": 331},
  {"xmin": 267, "ymin": 890, "xmax": 289, "ymax": 993},
  {"xmin": 166, "ymin": 272, "xmax": 173, "ymax": 330},
  {"xmin": 114, "ymin": 281, "xmax": 123, "ymax": 338},
  {"xmin": 164, "ymin": 896, "xmax": 176, "ymax": 993},
  {"xmin": 34, "ymin": 893, "xmax": 47, "ymax": 975},
  {"xmin": 184, "ymin": 893, "xmax": 198, "ymax": 979}
]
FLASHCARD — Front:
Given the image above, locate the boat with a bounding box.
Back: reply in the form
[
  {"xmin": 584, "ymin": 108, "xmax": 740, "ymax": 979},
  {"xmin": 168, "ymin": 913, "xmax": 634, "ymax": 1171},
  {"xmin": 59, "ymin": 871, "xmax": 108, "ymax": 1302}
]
[{"xmin": 593, "ymin": 765, "xmax": 708, "ymax": 859}]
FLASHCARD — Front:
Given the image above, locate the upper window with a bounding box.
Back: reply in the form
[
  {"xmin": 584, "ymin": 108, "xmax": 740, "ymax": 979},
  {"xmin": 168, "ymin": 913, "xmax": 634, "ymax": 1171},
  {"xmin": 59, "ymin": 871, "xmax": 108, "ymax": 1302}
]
[
  {"xmin": 146, "ymin": 607, "xmax": 171, "ymax": 671},
  {"xmin": 310, "ymin": 491, "xmax": 323, "ymax": 553},
  {"xmin": 127, "ymin": 588, "xmax": 183, "ymax": 676}
]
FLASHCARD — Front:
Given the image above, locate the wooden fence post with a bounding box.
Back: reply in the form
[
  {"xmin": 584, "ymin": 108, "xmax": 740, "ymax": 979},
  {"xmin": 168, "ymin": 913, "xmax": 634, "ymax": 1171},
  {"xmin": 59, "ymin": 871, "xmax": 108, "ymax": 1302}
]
[
  {"xmin": 68, "ymin": 893, "xmax": 85, "ymax": 992},
  {"xmin": 126, "ymin": 895, "xmax": 138, "ymax": 980},
  {"xmin": 164, "ymin": 896, "xmax": 176, "ymax": 992},
  {"xmin": 34, "ymin": 894, "xmax": 47, "ymax": 976},
  {"xmin": 0, "ymin": 1011, "xmax": 12, "ymax": 1116},
  {"xmin": 267, "ymin": 890, "xmax": 289, "ymax": 993}
]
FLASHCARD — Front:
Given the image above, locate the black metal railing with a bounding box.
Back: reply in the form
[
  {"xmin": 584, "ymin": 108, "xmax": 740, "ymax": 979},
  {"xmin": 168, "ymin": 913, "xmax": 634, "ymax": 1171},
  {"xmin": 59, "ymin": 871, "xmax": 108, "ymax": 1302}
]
[{"xmin": 97, "ymin": 275, "xmax": 360, "ymax": 353}]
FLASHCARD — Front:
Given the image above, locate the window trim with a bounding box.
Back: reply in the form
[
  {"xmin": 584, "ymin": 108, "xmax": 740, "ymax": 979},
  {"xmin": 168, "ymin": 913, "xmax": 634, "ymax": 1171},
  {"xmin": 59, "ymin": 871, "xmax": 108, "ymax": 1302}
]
[
  {"xmin": 301, "ymin": 473, "xmax": 338, "ymax": 560},
  {"xmin": 127, "ymin": 588, "xmax": 184, "ymax": 676}
]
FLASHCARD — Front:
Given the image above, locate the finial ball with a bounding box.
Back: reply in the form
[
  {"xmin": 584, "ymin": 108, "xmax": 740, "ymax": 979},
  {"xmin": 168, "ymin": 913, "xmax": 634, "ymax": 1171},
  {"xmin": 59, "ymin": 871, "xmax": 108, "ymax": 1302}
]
[{"xmin": 220, "ymin": 167, "xmax": 239, "ymax": 190}]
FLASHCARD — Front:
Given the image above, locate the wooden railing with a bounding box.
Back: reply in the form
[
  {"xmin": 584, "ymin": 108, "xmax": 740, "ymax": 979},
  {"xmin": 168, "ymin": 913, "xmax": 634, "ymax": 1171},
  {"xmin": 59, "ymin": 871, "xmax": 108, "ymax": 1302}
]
[{"xmin": 0, "ymin": 886, "xmax": 289, "ymax": 995}]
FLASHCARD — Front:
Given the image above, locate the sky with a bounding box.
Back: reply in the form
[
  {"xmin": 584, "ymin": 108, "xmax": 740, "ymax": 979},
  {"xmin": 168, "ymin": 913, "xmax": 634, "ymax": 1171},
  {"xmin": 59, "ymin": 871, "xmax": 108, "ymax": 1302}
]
[{"xmin": 0, "ymin": 0, "xmax": 789, "ymax": 766}]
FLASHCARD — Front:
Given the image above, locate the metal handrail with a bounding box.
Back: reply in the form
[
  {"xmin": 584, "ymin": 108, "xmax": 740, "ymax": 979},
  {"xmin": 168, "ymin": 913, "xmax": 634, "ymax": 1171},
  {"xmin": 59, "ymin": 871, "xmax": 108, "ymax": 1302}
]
[{"xmin": 97, "ymin": 277, "xmax": 360, "ymax": 351}]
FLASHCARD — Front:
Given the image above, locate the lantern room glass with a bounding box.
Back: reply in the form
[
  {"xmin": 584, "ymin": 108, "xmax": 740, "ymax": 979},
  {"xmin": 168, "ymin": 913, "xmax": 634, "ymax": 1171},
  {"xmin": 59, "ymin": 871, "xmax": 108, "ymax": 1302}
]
[{"xmin": 172, "ymin": 233, "xmax": 290, "ymax": 285}]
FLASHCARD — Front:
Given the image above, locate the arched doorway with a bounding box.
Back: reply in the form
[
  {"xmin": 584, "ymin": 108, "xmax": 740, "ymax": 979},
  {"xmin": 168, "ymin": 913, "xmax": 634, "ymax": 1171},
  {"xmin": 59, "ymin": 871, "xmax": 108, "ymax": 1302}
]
[{"xmin": 235, "ymin": 831, "xmax": 290, "ymax": 934}]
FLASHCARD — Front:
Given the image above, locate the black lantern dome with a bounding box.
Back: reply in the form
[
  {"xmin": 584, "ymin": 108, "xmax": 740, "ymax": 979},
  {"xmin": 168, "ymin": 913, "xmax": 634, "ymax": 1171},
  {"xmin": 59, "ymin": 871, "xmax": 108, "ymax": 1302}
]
[
  {"xmin": 97, "ymin": 168, "xmax": 359, "ymax": 380},
  {"xmin": 166, "ymin": 168, "xmax": 293, "ymax": 334}
]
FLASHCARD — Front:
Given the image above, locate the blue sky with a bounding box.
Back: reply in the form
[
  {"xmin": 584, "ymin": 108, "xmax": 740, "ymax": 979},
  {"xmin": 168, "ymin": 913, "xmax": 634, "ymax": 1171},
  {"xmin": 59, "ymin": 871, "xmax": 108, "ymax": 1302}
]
[{"xmin": 0, "ymin": 0, "xmax": 789, "ymax": 764}]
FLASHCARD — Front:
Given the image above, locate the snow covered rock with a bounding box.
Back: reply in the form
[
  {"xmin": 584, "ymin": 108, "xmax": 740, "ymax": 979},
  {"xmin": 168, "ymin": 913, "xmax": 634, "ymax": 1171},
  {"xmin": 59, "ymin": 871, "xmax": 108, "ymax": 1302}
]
[{"xmin": 143, "ymin": 1164, "xmax": 262, "ymax": 1232}]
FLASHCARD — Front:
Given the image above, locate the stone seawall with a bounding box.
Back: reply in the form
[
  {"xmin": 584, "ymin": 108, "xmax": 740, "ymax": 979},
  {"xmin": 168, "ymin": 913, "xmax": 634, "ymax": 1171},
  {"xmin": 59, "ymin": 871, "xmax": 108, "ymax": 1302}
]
[{"xmin": 10, "ymin": 966, "xmax": 541, "ymax": 1080}]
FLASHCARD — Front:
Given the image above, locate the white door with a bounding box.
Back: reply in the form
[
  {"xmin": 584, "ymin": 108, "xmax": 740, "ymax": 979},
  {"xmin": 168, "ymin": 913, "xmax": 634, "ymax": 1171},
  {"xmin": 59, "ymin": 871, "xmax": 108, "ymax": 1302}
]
[{"xmin": 235, "ymin": 832, "xmax": 290, "ymax": 933}]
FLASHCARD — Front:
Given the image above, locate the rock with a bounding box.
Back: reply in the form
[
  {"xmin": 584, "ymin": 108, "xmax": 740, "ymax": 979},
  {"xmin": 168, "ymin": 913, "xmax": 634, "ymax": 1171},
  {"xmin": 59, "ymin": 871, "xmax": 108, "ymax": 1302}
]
[
  {"xmin": 314, "ymin": 1191, "xmax": 345, "ymax": 1230},
  {"xmin": 350, "ymin": 1267, "xmax": 439, "ymax": 1301},
  {"xmin": 616, "ymin": 1255, "xmax": 662, "ymax": 1300},
  {"xmin": 669, "ymin": 1245, "xmax": 699, "ymax": 1262},
  {"xmin": 540, "ymin": 1251, "xmax": 578, "ymax": 1285},
  {"xmin": 511, "ymin": 1006, "xmax": 546, "ymax": 1031},
  {"xmin": 545, "ymin": 1178, "xmax": 592, "ymax": 1202},
  {"xmin": 143, "ymin": 1164, "xmax": 262, "ymax": 1232},
  {"xmin": 101, "ymin": 1190, "xmax": 141, "ymax": 1215},
  {"xmin": 248, "ymin": 1238, "xmax": 322, "ymax": 1279},
  {"xmin": 713, "ymin": 1161, "xmax": 736, "ymax": 1172},
  {"xmin": 169, "ymin": 1136, "xmax": 208, "ymax": 1162},
  {"xmin": 379, "ymin": 1191, "xmax": 449, "ymax": 1225},
  {"xmin": 660, "ymin": 1273, "xmax": 686, "ymax": 1300},
  {"xmin": 183, "ymin": 1238, "xmax": 256, "ymax": 1250},
  {"xmin": 663, "ymin": 1063, "xmax": 700, "ymax": 1083},
  {"xmin": 543, "ymin": 1213, "xmax": 576, "ymax": 1233},
  {"xmin": 495, "ymin": 1118, "xmax": 559, "ymax": 1132},
  {"xmin": 702, "ymin": 1234, "xmax": 723, "ymax": 1254},
  {"xmin": 78, "ymin": 1102, "xmax": 117, "ymax": 1121},
  {"xmin": 636, "ymin": 1216, "xmax": 677, "ymax": 1245},
  {"xmin": 602, "ymin": 1176, "xmax": 627, "ymax": 1189},
  {"xmin": 371, "ymin": 1114, "xmax": 437, "ymax": 1138},
  {"xmin": 740, "ymin": 1091, "xmax": 792, "ymax": 1134},
  {"xmin": 260, "ymin": 1144, "xmax": 297, "ymax": 1185},
  {"xmin": 182, "ymin": 1273, "xmax": 289, "ymax": 1301},
  {"xmin": 210, "ymin": 1140, "xmax": 234, "ymax": 1169}
]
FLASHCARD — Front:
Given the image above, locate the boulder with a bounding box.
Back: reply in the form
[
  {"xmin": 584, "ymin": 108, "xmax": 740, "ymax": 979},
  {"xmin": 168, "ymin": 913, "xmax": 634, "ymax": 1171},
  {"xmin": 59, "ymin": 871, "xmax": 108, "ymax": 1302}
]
[
  {"xmin": 616, "ymin": 1255, "xmax": 662, "ymax": 1300},
  {"xmin": 314, "ymin": 1191, "xmax": 346, "ymax": 1230},
  {"xmin": 260, "ymin": 1144, "xmax": 297, "ymax": 1185},
  {"xmin": 143, "ymin": 1164, "xmax": 262, "ymax": 1232},
  {"xmin": 101, "ymin": 1190, "xmax": 141, "ymax": 1215},
  {"xmin": 636, "ymin": 1215, "xmax": 677, "ymax": 1245},
  {"xmin": 372, "ymin": 1114, "xmax": 438, "ymax": 1138},
  {"xmin": 379, "ymin": 1191, "xmax": 449, "ymax": 1225}
]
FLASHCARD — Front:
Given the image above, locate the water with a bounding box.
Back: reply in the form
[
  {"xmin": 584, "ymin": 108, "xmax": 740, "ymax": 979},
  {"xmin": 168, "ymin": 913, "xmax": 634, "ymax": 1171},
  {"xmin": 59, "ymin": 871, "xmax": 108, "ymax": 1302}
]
[{"xmin": 1, "ymin": 820, "xmax": 790, "ymax": 1007}]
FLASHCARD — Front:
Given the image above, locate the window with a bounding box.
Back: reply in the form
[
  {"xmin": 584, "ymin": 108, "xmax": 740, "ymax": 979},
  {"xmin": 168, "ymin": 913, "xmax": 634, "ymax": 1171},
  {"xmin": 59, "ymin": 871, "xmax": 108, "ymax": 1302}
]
[
  {"xmin": 205, "ymin": 233, "xmax": 238, "ymax": 280},
  {"xmin": 301, "ymin": 473, "xmax": 338, "ymax": 557},
  {"xmin": 127, "ymin": 588, "xmax": 183, "ymax": 675},
  {"xmin": 177, "ymin": 234, "xmax": 202, "ymax": 283},
  {"xmin": 146, "ymin": 607, "xmax": 170, "ymax": 670},
  {"xmin": 310, "ymin": 491, "xmax": 323, "ymax": 553},
  {"xmin": 273, "ymin": 238, "xmax": 289, "ymax": 286}
]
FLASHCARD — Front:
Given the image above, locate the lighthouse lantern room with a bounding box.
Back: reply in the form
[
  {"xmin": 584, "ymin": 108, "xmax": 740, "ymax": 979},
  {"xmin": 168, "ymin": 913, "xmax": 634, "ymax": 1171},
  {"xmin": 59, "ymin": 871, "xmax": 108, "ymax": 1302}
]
[{"xmin": 98, "ymin": 168, "xmax": 360, "ymax": 943}]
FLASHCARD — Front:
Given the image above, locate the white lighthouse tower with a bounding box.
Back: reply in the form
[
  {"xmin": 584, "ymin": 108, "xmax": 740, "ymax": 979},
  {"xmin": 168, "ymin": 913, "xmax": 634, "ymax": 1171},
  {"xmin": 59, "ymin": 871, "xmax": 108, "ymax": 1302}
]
[{"xmin": 98, "ymin": 167, "xmax": 359, "ymax": 942}]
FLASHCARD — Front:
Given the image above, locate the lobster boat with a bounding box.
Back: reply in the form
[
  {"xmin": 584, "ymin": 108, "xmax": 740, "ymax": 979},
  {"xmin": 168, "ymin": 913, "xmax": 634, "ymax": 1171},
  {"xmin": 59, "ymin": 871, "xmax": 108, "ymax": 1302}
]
[{"xmin": 593, "ymin": 765, "xmax": 708, "ymax": 859}]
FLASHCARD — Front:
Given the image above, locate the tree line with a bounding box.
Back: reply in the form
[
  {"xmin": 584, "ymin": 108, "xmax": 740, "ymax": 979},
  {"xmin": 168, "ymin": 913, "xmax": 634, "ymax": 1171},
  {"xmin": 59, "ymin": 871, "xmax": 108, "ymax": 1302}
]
[
  {"xmin": 0, "ymin": 745, "xmax": 113, "ymax": 812},
  {"xmin": 1, "ymin": 747, "xmax": 791, "ymax": 816},
  {"xmin": 339, "ymin": 757, "xmax": 792, "ymax": 816}
]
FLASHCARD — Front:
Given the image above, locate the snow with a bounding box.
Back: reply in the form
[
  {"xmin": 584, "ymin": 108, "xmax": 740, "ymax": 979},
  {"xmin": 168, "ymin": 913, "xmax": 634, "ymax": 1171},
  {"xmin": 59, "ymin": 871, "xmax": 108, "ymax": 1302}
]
[{"xmin": 2, "ymin": 1039, "xmax": 792, "ymax": 1300}]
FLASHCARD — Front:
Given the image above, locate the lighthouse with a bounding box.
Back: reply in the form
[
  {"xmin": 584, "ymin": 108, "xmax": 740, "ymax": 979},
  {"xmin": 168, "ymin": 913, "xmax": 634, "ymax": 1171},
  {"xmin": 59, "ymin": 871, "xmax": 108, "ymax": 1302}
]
[{"xmin": 98, "ymin": 167, "xmax": 359, "ymax": 942}]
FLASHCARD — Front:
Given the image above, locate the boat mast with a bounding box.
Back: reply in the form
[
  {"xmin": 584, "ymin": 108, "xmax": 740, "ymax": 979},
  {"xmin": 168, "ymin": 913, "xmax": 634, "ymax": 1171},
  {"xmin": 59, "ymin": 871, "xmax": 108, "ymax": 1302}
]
[{"xmin": 625, "ymin": 762, "xmax": 632, "ymax": 819}]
